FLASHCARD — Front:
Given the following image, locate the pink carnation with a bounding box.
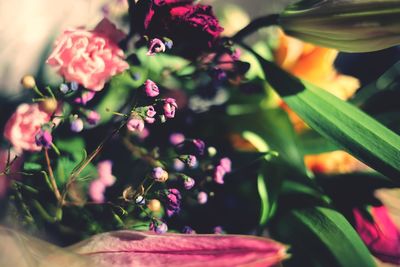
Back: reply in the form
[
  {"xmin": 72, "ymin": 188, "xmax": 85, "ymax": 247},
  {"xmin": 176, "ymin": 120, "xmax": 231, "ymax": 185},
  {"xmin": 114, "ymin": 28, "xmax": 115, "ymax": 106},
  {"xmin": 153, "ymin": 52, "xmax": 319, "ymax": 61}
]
[
  {"xmin": 4, "ymin": 104, "xmax": 51, "ymax": 154},
  {"xmin": 46, "ymin": 18, "xmax": 129, "ymax": 91}
]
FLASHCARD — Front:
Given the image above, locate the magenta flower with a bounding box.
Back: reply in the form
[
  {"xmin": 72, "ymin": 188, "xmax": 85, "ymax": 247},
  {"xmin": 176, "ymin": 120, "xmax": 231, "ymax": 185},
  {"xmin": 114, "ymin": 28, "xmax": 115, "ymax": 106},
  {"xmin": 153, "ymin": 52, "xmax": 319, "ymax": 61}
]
[
  {"xmin": 166, "ymin": 188, "xmax": 181, "ymax": 217},
  {"xmin": 35, "ymin": 130, "xmax": 52, "ymax": 149},
  {"xmin": 147, "ymin": 38, "xmax": 166, "ymax": 56},
  {"xmin": 71, "ymin": 230, "xmax": 287, "ymax": 267},
  {"xmin": 127, "ymin": 116, "xmax": 145, "ymax": 132},
  {"xmin": 163, "ymin": 98, "xmax": 178, "ymax": 118},
  {"xmin": 144, "ymin": 79, "xmax": 159, "ymax": 97},
  {"xmin": 74, "ymin": 91, "xmax": 96, "ymax": 105},
  {"xmin": 353, "ymin": 206, "xmax": 400, "ymax": 264}
]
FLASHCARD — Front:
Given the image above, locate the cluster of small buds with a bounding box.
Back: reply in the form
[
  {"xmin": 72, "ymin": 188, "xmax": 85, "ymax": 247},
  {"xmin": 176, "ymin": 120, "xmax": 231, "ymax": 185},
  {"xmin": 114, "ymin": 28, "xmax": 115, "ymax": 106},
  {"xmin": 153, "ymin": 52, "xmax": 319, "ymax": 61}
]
[
  {"xmin": 165, "ymin": 188, "xmax": 181, "ymax": 217},
  {"xmin": 146, "ymin": 38, "xmax": 173, "ymax": 56}
]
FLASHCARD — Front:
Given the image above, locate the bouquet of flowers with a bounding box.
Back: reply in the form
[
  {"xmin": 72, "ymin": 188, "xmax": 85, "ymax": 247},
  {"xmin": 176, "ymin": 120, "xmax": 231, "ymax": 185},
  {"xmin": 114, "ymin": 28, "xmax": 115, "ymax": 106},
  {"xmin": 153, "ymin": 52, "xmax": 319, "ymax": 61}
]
[{"xmin": 1, "ymin": 0, "xmax": 400, "ymax": 266}]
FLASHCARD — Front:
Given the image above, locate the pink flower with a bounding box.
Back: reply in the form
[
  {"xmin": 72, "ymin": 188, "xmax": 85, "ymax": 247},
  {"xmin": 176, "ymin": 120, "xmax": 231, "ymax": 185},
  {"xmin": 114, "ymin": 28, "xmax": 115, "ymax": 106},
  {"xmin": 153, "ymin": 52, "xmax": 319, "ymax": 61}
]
[
  {"xmin": 152, "ymin": 167, "xmax": 169, "ymax": 182},
  {"xmin": 353, "ymin": 206, "xmax": 400, "ymax": 264},
  {"xmin": 163, "ymin": 98, "xmax": 178, "ymax": 118},
  {"xmin": 127, "ymin": 117, "xmax": 145, "ymax": 132},
  {"xmin": 89, "ymin": 179, "xmax": 106, "ymax": 203},
  {"xmin": 74, "ymin": 91, "xmax": 96, "ymax": 105},
  {"xmin": 147, "ymin": 38, "xmax": 166, "ymax": 56},
  {"xmin": 144, "ymin": 80, "xmax": 159, "ymax": 97},
  {"xmin": 213, "ymin": 165, "xmax": 226, "ymax": 184},
  {"xmin": 197, "ymin": 191, "xmax": 208, "ymax": 204},
  {"xmin": 183, "ymin": 177, "xmax": 195, "ymax": 190},
  {"xmin": 46, "ymin": 18, "xmax": 129, "ymax": 91},
  {"xmin": 97, "ymin": 160, "xmax": 116, "ymax": 187},
  {"xmin": 4, "ymin": 104, "xmax": 51, "ymax": 154}
]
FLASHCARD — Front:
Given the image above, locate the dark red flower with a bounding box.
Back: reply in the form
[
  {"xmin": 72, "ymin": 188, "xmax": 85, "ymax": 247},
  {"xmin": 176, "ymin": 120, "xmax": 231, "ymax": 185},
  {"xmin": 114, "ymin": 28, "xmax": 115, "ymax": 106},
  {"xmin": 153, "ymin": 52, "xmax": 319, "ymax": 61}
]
[{"xmin": 134, "ymin": 0, "xmax": 223, "ymax": 58}]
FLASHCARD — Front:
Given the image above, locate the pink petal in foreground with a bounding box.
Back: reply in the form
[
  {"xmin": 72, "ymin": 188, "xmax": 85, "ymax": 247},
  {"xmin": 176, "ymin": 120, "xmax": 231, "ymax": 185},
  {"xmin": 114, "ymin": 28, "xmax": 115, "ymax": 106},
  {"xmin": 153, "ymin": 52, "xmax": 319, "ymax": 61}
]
[{"xmin": 70, "ymin": 230, "xmax": 288, "ymax": 267}]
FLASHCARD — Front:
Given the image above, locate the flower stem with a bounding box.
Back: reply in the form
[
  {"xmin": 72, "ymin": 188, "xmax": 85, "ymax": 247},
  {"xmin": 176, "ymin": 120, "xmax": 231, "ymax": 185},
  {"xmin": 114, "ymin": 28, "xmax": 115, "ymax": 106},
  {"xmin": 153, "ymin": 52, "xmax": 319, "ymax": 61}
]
[
  {"xmin": 44, "ymin": 148, "xmax": 62, "ymax": 203},
  {"xmin": 231, "ymin": 14, "xmax": 279, "ymax": 42}
]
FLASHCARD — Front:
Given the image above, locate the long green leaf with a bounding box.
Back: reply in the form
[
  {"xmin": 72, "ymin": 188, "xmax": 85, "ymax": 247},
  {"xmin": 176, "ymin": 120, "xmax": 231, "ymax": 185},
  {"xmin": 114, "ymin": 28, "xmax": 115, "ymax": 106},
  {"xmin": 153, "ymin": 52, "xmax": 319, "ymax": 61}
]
[
  {"xmin": 273, "ymin": 206, "xmax": 376, "ymax": 267},
  {"xmin": 256, "ymin": 55, "xmax": 400, "ymax": 181}
]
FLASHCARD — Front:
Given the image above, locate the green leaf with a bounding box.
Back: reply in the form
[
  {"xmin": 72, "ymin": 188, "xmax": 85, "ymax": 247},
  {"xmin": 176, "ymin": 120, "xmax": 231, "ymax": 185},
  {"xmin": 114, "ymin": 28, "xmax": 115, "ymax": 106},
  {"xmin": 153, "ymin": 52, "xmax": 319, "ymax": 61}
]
[
  {"xmin": 23, "ymin": 162, "xmax": 42, "ymax": 172},
  {"xmin": 298, "ymin": 130, "xmax": 340, "ymax": 154},
  {"xmin": 95, "ymin": 66, "xmax": 147, "ymax": 124},
  {"xmin": 273, "ymin": 206, "xmax": 376, "ymax": 267},
  {"xmin": 257, "ymin": 55, "xmax": 400, "ymax": 181}
]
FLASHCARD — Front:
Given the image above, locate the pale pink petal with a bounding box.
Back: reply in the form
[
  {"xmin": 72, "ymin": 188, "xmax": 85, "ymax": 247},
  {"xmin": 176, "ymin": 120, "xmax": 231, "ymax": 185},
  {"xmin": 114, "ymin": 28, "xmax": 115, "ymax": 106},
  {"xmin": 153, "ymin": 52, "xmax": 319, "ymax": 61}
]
[{"xmin": 70, "ymin": 230, "xmax": 288, "ymax": 267}]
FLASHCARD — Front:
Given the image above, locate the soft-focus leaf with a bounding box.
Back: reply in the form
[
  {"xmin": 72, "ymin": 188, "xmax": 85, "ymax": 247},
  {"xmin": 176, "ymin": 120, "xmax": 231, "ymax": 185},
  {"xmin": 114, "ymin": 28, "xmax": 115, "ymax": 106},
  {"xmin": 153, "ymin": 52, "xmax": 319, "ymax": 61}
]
[
  {"xmin": 70, "ymin": 230, "xmax": 288, "ymax": 267},
  {"xmin": 273, "ymin": 206, "xmax": 376, "ymax": 267},
  {"xmin": 257, "ymin": 55, "xmax": 400, "ymax": 182}
]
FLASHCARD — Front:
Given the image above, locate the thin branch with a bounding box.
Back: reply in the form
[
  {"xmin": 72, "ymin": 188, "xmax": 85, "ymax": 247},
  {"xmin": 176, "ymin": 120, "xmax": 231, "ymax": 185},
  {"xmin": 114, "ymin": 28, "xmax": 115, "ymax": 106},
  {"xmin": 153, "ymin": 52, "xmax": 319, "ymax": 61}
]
[{"xmin": 44, "ymin": 148, "xmax": 62, "ymax": 203}]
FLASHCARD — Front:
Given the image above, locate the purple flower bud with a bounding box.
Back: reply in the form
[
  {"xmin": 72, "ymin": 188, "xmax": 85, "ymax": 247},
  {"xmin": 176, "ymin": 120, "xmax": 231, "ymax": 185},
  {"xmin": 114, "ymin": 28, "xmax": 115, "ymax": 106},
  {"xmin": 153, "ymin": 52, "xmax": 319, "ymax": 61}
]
[
  {"xmin": 220, "ymin": 157, "xmax": 232, "ymax": 173},
  {"xmin": 127, "ymin": 116, "xmax": 145, "ymax": 132},
  {"xmin": 59, "ymin": 83, "xmax": 69, "ymax": 94},
  {"xmin": 35, "ymin": 130, "xmax": 52, "ymax": 148},
  {"xmin": 164, "ymin": 39, "xmax": 173, "ymax": 50},
  {"xmin": 152, "ymin": 167, "xmax": 168, "ymax": 182},
  {"xmin": 71, "ymin": 118, "xmax": 84, "ymax": 132},
  {"xmin": 169, "ymin": 133, "xmax": 185, "ymax": 145},
  {"xmin": 147, "ymin": 38, "xmax": 166, "ymax": 56},
  {"xmin": 186, "ymin": 155, "xmax": 197, "ymax": 168},
  {"xmin": 87, "ymin": 111, "xmax": 101, "ymax": 125},
  {"xmin": 163, "ymin": 98, "xmax": 178, "ymax": 118},
  {"xmin": 193, "ymin": 139, "xmax": 205, "ymax": 155},
  {"xmin": 184, "ymin": 177, "xmax": 195, "ymax": 190},
  {"xmin": 197, "ymin": 191, "xmax": 208, "ymax": 204},
  {"xmin": 182, "ymin": 226, "xmax": 196, "ymax": 234},
  {"xmin": 144, "ymin": 79, "xmax": 159, "ymax": 97},
  {"xmin": 166, "ymin": 188, "xmax": 181, "ymax": 217},
  {"xmin": 214, "ymin": 226, "xmax": 224, "ymax": 234},
  {"xmin": 214, "ymin": 165, "xmax": 226, "ymax": 184},
  {"xmin": 149, "ymin": 221, "xmax": 168, "ymax": 234}
]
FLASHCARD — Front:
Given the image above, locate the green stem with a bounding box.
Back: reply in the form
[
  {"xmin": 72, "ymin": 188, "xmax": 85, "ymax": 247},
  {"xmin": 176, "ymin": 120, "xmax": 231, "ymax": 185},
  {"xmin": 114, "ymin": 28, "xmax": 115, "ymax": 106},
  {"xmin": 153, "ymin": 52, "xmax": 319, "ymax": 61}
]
[{"xmin": 231, "ymin": 14, "xmax": 280, "ymax": 42}]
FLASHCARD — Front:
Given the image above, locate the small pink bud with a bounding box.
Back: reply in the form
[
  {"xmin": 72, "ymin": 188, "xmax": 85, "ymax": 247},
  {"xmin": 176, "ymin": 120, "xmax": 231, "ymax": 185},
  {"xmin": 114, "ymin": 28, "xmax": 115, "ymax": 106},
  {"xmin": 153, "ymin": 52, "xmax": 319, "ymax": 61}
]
[
  {"xmin": 147, "ymin": 38, "xmax": 166, "ymax": 56},
  {"xmin": 87, "ymin": 111, "xmax": 101, "ymax": 125},
  {"xmin": 144, "ymin": 80, "xmax": 159, "ymax": 97},
  {"xmin": 184, "ymin": 177, "xmax": 195, "ymax": 190},
  {"xmin": 163, "ymin": 98, "xmax": 178, "ymax": 119},
  {"xmin": 127, "ymin": 116, "xmax": 145, "ymax": 132},
  {"xmin": 89, "ymin": 179, "xmax": 106, "ymax": 203},
  {"xmin": 145, "ymin": 106, "xmax": 157, "ymax": 124},
  {"xmin": 169, "ymin": 133, "xmax": 185, "ymax": 145},
  {"xmin": 97, "ymin": 160, "xmax": 116, "ymax": 187},
  {"xmin": 149, "ymin": 221, "xmax": 168, "ymax": 234},
  {"xmin": 197, "ymin": 191, "xmax": 208, "ymax": 204},
  {"xmin": 214, "ymin": 165, "xmax": 226, "ymax": 184},
  {"xmin": 219, "ymin": 157, "xmax": 232, "ymax": 173},
  {"xmin": 174, "ymin": 159, "xmax": 185, "ymax": 171}
]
